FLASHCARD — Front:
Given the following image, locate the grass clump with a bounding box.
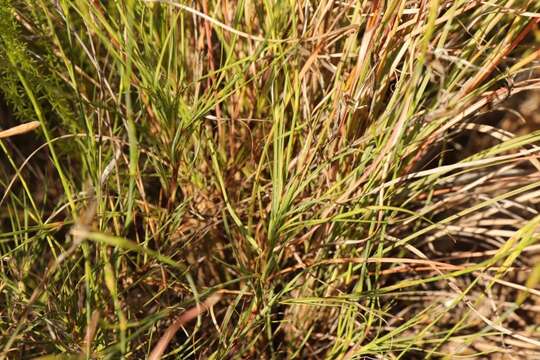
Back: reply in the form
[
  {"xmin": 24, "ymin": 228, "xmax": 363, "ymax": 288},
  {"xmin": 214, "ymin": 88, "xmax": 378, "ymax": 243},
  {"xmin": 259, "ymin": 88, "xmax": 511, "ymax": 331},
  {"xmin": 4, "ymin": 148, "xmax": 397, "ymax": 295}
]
[{"xmin": 1, "ymin": 0, "xmax": 540, "ymax": 358}]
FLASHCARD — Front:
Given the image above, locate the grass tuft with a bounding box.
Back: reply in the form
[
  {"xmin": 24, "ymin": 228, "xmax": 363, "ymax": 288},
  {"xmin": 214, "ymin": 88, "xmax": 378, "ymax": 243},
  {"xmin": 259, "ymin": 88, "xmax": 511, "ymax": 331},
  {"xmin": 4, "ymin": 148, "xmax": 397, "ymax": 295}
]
[{"xmin": 1, "ymin": 0, "xmax": 540, "ymax": 358}]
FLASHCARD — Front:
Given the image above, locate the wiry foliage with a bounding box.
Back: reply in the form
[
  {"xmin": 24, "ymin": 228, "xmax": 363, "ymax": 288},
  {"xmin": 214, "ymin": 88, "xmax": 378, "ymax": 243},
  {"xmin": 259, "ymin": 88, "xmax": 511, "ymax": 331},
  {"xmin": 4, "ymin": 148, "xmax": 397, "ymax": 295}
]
[{"xmin": 0, "ymin": 0, "xmax": 540, "ymax": 358}]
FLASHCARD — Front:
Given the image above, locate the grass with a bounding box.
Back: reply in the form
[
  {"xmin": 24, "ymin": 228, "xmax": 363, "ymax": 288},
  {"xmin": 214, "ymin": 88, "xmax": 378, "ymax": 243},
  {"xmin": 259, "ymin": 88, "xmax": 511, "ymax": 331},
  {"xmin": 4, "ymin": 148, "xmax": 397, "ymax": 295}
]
[{"xmin": 0, "ymin": 0, "xmax": 540, "ymax": 358}]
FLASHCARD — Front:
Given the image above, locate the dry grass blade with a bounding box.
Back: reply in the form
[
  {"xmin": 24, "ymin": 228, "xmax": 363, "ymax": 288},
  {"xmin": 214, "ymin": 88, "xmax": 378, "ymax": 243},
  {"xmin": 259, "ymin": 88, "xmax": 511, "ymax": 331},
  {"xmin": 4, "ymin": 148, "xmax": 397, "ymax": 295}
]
[
  {"xmin": 0, "ymin": 121, "xmax": 40, "ymax": 138},
  {"xmin": 148, "ymin": 294, "xmax": 222, "ymax": 360},
  {"xmin": 82, "ymin": 310, "xmax": 100, "ymax": 357}
]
